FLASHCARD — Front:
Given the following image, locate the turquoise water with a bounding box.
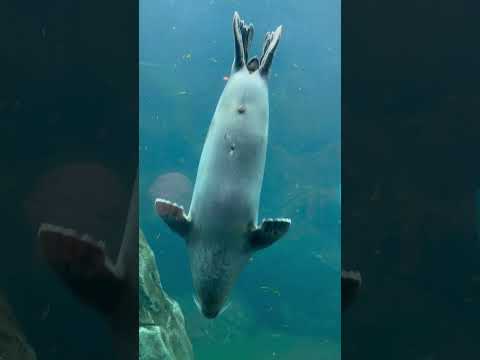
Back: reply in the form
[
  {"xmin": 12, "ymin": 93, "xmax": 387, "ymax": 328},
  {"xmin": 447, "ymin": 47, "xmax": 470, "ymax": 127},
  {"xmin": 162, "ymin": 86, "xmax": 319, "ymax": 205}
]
[{"xmin": 140, "ymin": 0, "xmax": 340, "ymax": 358}]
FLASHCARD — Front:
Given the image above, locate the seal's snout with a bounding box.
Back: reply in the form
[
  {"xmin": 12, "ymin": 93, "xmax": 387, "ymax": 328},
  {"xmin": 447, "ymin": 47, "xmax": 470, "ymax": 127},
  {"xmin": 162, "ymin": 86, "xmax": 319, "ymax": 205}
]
[
  {"xmin": 202, "ymin": 295, "xmax": 221, "ymax": 317},
  {"xmin": 193, "ymin": 293, "xmax": 221, "ymax": 319},
  {"xmin": 193, "ymin": 285, "xmax": 230, "ymax": 319},
  {"xmin": 202, "ymin": 308, "xmax": 220, "ymax": 319}
]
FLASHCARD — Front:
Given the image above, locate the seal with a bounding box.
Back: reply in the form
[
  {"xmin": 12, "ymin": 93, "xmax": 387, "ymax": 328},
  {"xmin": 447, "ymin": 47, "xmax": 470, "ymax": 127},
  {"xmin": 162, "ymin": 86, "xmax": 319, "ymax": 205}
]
[
  {"xmin": 37, "ymin": 172, "xmax": 138, "ymax": 360},
  {"xmin": 155, "ymin": 12, "xmax": 290, "ymax": 319}
]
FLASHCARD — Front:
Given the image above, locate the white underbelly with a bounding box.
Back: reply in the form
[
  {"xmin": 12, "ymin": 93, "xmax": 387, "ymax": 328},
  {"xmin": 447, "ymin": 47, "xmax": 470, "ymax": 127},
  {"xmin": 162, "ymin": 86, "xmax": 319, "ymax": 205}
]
[{"xmin": 189, "ymin": 126, "xmax": 266, "ymax": 231}]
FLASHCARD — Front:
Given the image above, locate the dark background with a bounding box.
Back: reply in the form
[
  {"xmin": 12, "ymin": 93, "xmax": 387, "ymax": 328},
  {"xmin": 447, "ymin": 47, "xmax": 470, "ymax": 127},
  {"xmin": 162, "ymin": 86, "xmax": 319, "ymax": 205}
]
[
  {"xmin": 0, "ymin": 0, "xmax": 138, "ymax": 359},
  {"xmin": 342, "ymin": 0, "xmax": 480, "ymax": 358}
]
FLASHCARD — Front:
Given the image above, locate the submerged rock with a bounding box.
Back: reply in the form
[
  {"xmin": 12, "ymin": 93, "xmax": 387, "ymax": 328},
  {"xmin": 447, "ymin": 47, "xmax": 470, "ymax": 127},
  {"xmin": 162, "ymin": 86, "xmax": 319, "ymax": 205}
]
[
  {"xmin": 139, "ymin": 229, "xmax": 193, "ymax": 360},
  {"xmin": 0, "ymin": 292, "xmax": 37, "ymax": 360}
]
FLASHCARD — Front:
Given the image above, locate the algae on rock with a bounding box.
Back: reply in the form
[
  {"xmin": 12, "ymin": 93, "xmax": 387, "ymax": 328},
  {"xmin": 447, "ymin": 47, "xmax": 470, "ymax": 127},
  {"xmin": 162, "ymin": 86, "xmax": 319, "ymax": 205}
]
[{"xmin": 139, "ymin": 229, "xmax": 193, "ymax": 360}]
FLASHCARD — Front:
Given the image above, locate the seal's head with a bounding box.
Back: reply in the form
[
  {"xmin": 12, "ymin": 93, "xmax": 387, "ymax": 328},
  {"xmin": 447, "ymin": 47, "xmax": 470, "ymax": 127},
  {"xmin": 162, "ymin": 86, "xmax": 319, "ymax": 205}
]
[
  {"xmin": 192, "ymin": 279, "xmax": 232, "ymax": 319},
  {"xmin": 189, "ymin": 242, "xmax": 250, "ymax": 318}
]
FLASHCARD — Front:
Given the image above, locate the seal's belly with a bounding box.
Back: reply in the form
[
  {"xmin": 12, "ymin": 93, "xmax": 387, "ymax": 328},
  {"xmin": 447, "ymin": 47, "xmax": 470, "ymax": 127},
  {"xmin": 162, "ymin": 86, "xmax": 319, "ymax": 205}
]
[
  {"xmin": 192, "ymin": 166, "xmax": 257, "ymax": 232},
  {"xmin": 190, "ymin": 126, "xmax": 266, "ymax": 231},
  {"xmin": 201, "ymin": 180, "xmax": 252, "ymax": 219}
]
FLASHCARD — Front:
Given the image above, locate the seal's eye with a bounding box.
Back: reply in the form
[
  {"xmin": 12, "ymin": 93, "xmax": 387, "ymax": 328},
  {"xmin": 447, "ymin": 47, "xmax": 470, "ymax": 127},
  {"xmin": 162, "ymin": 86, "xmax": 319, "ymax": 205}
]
[{"xmin": 237, "ymin": 105, "xmax": 246, "ymax": 114}]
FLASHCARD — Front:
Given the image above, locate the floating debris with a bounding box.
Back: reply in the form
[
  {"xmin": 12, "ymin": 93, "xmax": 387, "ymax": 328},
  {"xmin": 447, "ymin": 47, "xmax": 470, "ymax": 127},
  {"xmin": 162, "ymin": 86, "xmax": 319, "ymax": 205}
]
[
  {"xmin": 182, "ymin": 53, "xmax": 192, "ymax": 61},
  {"xmin": 291, "ymin": 63, "xmax": 305, "ymax": 71},
  {"xmin": 260, "ymin": 285, "xmax": 281, "ymax": 296},
  {"xmin": 312, "ymin": 251, "xmax": 326, "ymax": 262}
]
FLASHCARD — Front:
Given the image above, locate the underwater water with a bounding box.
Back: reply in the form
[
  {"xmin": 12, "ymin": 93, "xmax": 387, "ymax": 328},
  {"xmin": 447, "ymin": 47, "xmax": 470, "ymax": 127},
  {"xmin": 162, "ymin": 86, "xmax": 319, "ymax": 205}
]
[{"xmin": 140, "ymin": 0, "xmax": 340, "ymax": 358}]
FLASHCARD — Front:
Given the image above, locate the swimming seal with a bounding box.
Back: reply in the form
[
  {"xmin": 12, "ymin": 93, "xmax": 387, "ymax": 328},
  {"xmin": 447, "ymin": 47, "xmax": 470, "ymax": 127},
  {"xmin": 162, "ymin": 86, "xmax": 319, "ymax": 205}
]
[{"xmin": 155, "ymin": 11, "xmax": 289, "ymax": 319}]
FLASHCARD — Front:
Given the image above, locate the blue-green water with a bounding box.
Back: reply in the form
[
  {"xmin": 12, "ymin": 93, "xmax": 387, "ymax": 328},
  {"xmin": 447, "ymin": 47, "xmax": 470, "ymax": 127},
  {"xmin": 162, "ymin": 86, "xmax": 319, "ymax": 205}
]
[{"xmin": 140, "ymin": 0, "xmax": 340, "ymax": 358}]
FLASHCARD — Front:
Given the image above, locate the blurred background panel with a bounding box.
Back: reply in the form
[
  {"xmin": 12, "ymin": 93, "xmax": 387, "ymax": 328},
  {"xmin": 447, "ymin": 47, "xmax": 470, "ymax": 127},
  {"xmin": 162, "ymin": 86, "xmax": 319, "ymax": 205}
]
[{"xmin": 0, "ymin": 0, "xmax": 138, "ymax": 359}]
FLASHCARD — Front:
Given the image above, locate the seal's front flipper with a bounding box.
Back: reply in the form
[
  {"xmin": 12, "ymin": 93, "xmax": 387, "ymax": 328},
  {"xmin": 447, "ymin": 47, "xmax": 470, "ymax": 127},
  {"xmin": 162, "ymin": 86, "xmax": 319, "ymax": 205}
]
[
  {"xmin": 155, "ymin": 198, "xmax": 192, "ymax": 238},
  {"xmin": 248, "ymin": 218, "xmax": 291, "ymax": 251},
  {"xmin": 232, "ymin": 11, "xmax": 254, "ymax": 72},
  {"xmin": 38, "ymin": 223, "xmax": 123, "ymax": 315},
  {"xmin": 341, "ymin": 269, "xmax": 362, "ymax": 312},
  {"xmin": 259, "ymin": 25, "xmax": 283, "ymax": 77}
]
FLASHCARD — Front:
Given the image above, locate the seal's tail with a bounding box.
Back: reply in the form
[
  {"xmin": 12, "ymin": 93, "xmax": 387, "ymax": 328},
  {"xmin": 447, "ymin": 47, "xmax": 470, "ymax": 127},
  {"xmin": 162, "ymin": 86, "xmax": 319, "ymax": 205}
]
[
  {"xmin": 232, "ymin": 11, "xmax": 255, "ymax": 72},
  {"xmin": 259, "ymin": 24, "xmax": 283, "ymax": 77}
]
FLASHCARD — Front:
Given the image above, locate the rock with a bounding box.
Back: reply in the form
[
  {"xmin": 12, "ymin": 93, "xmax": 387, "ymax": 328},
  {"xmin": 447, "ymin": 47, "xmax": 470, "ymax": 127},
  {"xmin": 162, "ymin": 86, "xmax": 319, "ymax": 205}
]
[
  {"xmin": 0, "ymin": 292, "xmax": 37, "ymax": 360},
  {"xmin": 139, "ymin": 229, "xmax": 194, "ymax": 360}
]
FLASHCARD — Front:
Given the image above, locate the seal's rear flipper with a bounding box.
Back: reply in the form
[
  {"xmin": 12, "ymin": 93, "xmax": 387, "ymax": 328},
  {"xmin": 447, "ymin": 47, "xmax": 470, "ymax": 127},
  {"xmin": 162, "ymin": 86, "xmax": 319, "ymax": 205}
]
[
  {"xmin": 259, "ymin": 25, "xmax": 283, "ymax": 77},
  {"xmin": 248, "ymin": 218, "xmax": 291, "ymax": 251},
  {"xmin": 155, "ymin": 198, "xmax": 192, "ymax": 238},
  {"xmin": 232, "ymin": 11, "xmax": 254, "ymax": 73},
  {"xmin": 341, "ymin": 269, "xmax": 362, "ymax": 312},
  {"xmin": 38, "ymin": 223, "xmax": 123, "ymax": 315}
]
